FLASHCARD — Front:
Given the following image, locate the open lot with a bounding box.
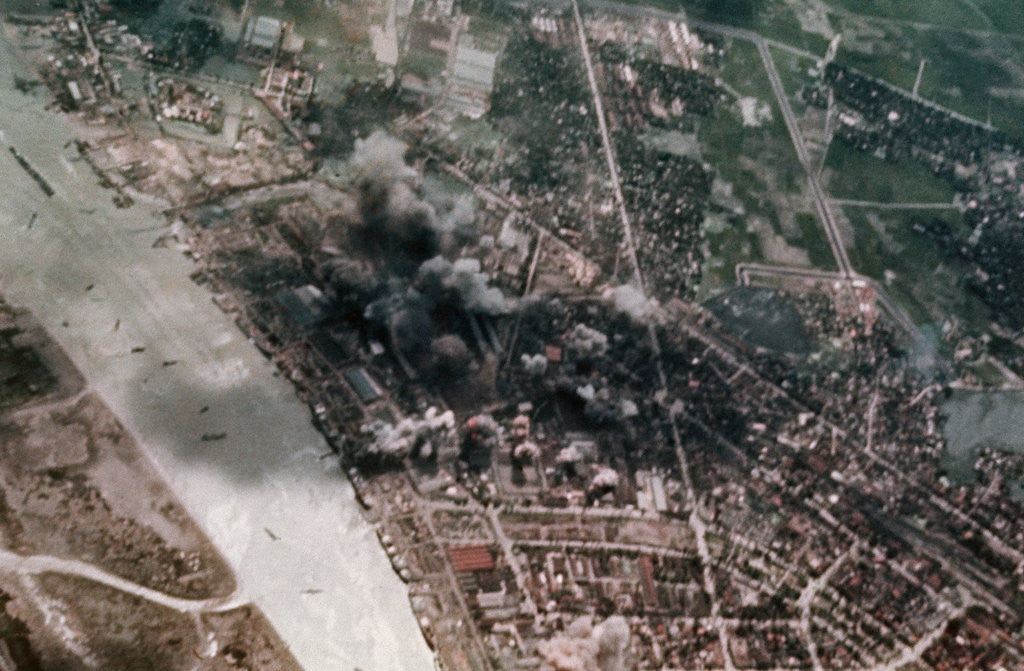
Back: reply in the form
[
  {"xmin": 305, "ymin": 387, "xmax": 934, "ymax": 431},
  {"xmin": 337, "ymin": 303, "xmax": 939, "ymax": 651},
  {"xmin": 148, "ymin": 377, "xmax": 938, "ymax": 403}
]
[
  {"xmin": 697, "ymin": 38, "xmax": 835, "ymax": 297},
  {"xmin": 837, "ymin": 207, "xmax": 992, "ymax": 332},
  {"xmin": 825, "ymin": 0, "xmax": 991, "ymax": 30},
  {"xmin": 822, "ymin": 142, "xmax": 959, "ymax": 204}
]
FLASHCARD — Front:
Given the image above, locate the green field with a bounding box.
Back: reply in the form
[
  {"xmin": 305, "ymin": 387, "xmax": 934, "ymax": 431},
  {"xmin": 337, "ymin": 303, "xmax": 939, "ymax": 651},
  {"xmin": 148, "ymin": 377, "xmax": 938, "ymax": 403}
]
[
  {"xmin": 697, "ymin": 40, "xmax": 837, "ymax": 297},
  {"xmin": 598, "ymin": 0, "xmax": 1020, "ymax": 334},
  {"xmin": 769, "ymin": 46, "xmax": 819, "ymax": 115},
  {"xmin": 402, "ymin": 52, "xmax": 447, "ymax": 80},
  {"xmin": 447, "ymin": 117, "xmax": 504, "ymax": 157},
  {"xmin": 840, "ymin": 207, "xmax": 993, "ymax": 331},
  {"xmin": 755, "ymin": 0, "xmax": 830, "ymax": 53},
  {"xmin": 611, "ymin": 0, "xmax": 1024, "ymax": 137},
  {"xmin": 821, "ymin": 142, "xmax": 986, "ymax": 331},
  {"xmin": 824, "ymin": 0, "xmax": 992, "ymax": 31},
  {"xmin": 970, "ymin": 0, "xmax": 1024, "ymax": 35},
  {"xmin": 823, "ymin": 143, "xmax": 958, "ymax": 204},
  {"xmin": 826, "ymin": 0, "xmax": 1024, "ymax": 36}
]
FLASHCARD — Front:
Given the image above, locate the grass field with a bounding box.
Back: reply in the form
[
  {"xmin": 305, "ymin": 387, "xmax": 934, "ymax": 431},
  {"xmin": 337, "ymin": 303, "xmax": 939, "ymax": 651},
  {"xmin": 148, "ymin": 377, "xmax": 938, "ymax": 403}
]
[
  {"xmin": 970, "ymin": 0, "xmax": 1024, "ymax": 35},
  {"xmin": 823, "ymin": 143, "xmax": 958, "ymax": 204},
  {"xmin": 839, "ymin": 207, "xmax": 993, "ymax": 331},
  {"xmin": 824, "ymin": 0, "xmax": 991, "ymax": 30},
  {"xmin": 769, "ymin": 45, "xmax": 819, "ymax": 116},
  {"xmin": 820, "ymin": 140, "xmax": 989, "ymax": 331},
  {"xmin": 612, "ymin": 0, "xmax": 1024, "ymax": 138},
  {"xmin": 697, "ymin": 40, "xmax": 838, "ymax": 297},
  {"xmin": 756, "ymin": 0, "xmax": 830, "ymax": 53}
]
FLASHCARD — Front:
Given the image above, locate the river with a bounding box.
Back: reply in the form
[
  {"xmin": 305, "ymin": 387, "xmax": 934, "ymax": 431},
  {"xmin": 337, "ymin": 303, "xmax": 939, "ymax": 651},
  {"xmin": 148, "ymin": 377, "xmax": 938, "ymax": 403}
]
[{"xmin": 0, "ymin": 24, "xmax": 433, "ymax": 671}]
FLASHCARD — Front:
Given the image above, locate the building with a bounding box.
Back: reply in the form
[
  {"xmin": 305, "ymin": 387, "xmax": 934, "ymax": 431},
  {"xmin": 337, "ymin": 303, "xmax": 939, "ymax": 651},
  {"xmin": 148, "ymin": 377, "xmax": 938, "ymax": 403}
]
[
  {"xmin": 344, "ymin": 367, "xmax": 383, "ymax": 404},
  {"xmin": 445, "ymin": 36, "xmax": 498, "ymax": 119},
  {"xmin": 239, "ymin": 15, "xmax": 284, "ymax": 63},
  {"xmin": 274, "ymin": 285, "xmax": 323, "ymax": 327},
  {"xmin": 257, "ymin": 64, "xmax": 316, "ymax": 119},
  {"xmin": 448, "ymin": 544, "xmax": 495, "ymax": 573}
]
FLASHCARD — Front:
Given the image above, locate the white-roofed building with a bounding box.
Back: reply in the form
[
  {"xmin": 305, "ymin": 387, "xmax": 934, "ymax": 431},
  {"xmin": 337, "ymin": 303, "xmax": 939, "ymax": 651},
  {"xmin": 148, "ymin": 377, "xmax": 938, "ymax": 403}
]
[
  {"xmin": 239, "ymin": 15, "xmax": 285, "ymax": 63},
  {"xmin": 445, "ymin": 36, "xmax": 499, "ymax": 119}
]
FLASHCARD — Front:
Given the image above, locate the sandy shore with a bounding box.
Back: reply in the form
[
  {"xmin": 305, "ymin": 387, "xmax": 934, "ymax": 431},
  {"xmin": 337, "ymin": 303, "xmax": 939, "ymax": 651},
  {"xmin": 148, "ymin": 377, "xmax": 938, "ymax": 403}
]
[{"xmin": 0, "ymin": 25, "xmax": 433, "ymax": 671}]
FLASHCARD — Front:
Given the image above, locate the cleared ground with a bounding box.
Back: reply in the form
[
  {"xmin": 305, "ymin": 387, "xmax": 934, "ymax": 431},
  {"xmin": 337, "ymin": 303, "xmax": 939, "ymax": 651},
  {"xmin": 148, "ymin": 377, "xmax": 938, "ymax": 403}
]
[{"xmin": 698, "ymin": 38, "xmax": 836, "ymax": 298}]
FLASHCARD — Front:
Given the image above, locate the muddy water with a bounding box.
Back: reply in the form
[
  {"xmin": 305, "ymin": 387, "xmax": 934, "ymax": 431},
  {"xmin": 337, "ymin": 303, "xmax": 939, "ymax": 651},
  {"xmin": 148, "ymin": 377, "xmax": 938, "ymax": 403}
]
[{"xmin": 0, "ymin": 26, "xmax": 432, "ymax": 671}]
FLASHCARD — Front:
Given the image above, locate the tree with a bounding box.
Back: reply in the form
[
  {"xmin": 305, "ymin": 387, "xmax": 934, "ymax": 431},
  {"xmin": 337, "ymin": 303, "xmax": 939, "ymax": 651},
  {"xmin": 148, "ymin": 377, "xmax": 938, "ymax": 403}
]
[{"xmin": 110, "ymin": 0, "xmax": 163, "ymax": 18}]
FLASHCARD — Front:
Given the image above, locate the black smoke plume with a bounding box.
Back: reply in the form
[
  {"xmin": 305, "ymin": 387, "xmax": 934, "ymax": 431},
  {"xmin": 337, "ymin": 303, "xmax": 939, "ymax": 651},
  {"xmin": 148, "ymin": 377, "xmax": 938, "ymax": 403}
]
[{"xmin": 321, "ymin": 132, "xmax": 512, "ymax": 371}]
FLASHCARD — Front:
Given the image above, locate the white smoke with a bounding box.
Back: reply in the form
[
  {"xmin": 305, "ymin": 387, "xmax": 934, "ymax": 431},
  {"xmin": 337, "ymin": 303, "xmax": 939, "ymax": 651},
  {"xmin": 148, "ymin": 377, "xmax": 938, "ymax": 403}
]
[
  {"xmin": 360, "ymin": 407, "xmax": 456, "ymax": 461},
  {"xmin": 348, "ymin": 130, "xmax": 417, "ymax": 183},
  {"xmin": 451, "ymin": 258, "xmax": 509, "ymax": 314},
  {"xmin": 538, "ymin": 615, "xmax": 632, "ymax": 671},
  {"xmin": 566, "ymin": 324, "xmax": 609, "ymax": 358},
  {"xmin": 555, "ymin": 444, "xmax": 584, "ymax": 464},
  {"xmin": 417, "ymin": 256, "xmax": 510, "ymax": 315},
  {"xmin": 439, "ymin": 192, "xmax": 478, "ymax": 239},
  {"xmin": 594, "ymin": 615, "xmax": 630, "ymax": 671},
  {"xmin": 522, "ymin": 353, "xmax": 549, "ymax": 376},
  {"xmin": 465, "ymin": 413, "xmax": 502, "ymax": 452},
  {"xmin": 604, "ymin": 284, "xmax": 656, "ymax": 322},
  {"xmin": 589, "ymin": 466, "xmax": 620, "ymax": 491},
  {"xmin": 514, "ymin": 440, "xmax": 541, "ymax": 461}
]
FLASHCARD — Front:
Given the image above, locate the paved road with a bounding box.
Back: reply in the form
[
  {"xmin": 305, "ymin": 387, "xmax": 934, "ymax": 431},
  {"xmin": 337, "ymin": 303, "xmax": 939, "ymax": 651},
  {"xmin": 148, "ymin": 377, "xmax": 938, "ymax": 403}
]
[
  {"xmin": 571, "ymin": 0, "xmax": 855, "ymax": 279},
  {"xmin": 735, "ymin": 263, "xmax": 928, "ymax": 352},
  {"xmin": 0, "ymin": 548, "xmax": 247, "ymax": 614},
  {"xmin": 570, "ymin": 3, "xmax": 737, "ymax": 668},
  {"xmin": 570, "ymin": 0, "xmax": 645, "ymax": 289},
  {"xmin": 0, "ymin": 25, "xmax": 433, "ymax": 671},
  {"xmin": 754, "ymin": 40, "xmax": 854, "ymax": 279}
]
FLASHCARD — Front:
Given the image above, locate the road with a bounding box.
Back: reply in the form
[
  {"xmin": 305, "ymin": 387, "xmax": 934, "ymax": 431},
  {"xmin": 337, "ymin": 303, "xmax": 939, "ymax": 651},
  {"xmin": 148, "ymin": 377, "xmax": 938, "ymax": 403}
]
[
  {"xmin": 754, "ymin": 39, "xmax": 854, "ymax": 279},
  {"xmin": 573, "ymin": 0, "xmax": 855, "ymax": 280},
  {"xmin": 735, "ymin": 263, "xmax": 933, "ymax": 359},
  {"xmin": 570, "ymin": 0, "xmax": 1016, "ymax": 384},
  {"xmin": 569, "ymin": 0, "xmax": 644, "ymax": 290},
  {"xmin": 0, "ymin": 24, "xmax": 433, "ymax": 671},
  {"xmin": 569, "ymin": 2, "xmax": 737, "ymax": 667},
  {"xmin": 0, "ymin": 548, "xmax": 247, "ymax": 615}
]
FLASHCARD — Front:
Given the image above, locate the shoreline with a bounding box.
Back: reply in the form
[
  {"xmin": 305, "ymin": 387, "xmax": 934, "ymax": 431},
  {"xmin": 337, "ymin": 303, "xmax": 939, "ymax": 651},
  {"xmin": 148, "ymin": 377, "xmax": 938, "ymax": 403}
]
[{"xmin": 0, "ymin": 21, "xmax": 434, "ymax": 671}]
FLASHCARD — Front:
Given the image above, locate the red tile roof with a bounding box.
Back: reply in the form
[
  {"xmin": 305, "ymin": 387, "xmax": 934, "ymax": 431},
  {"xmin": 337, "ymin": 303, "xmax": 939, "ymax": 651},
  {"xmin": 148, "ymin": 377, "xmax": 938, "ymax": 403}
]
[{"xmin": 448, "ymin": 545, "xmax": 495, "ymax": 573}]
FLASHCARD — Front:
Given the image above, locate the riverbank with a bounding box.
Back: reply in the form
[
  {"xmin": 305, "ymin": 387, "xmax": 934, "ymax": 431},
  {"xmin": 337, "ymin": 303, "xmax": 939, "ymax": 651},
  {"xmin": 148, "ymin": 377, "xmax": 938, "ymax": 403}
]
[{"xmin": 0, "ymin": 22, "xmax": 433, "ymax": 671}]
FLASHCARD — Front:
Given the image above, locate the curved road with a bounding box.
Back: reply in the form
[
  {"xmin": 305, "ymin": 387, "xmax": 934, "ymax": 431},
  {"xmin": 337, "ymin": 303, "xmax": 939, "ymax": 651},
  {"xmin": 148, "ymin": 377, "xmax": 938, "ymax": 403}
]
[{"xmin": 0, "ymin": 548, "xmax": 248, "ymax": 614}]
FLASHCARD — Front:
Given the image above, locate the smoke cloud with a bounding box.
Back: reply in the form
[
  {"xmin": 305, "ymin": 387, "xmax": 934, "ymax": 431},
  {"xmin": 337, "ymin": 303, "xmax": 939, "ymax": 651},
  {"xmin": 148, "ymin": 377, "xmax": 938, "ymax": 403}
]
[
  {"xmin": 430, "ymin": 334, "xmax": 473, "ymax": 379},
  {"xmin": 538, "ymin": 615, "xmax": 632, "ymax": 671},
  {"xmin": 416, "ymin": 256, "xmax": 510, "ymax": 316},
  {"xmin": 589, "ymin": 466, "xmax": 620, "ymax": 491},
  {"xmin": 338, "ymin": 131, "xmax": 468, "ymax": 276},
  {"xmin": 566, "ymin": 324, "xmax": 609, "ymax": 358},
  {"xmin": 322, "ymin": 131, "xmax": 514, "ymax": 370},
  {"xmin": 605, "ymin": 284, "xmax": 656, "ymax": 322},
  {"xmin": 521, "ymin": 353, "xmax": 548, "ymax": 376},
  {"xmin": 594, "ymin": 616, "xmax": 630, "ymax": 671},
  {"xmin": 348, "ymin": 130, "xmax": 417, "ymax": 183},
  {"xmin": 358, "ymin": 407, "xmax": 456, "ymax": 464}
]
